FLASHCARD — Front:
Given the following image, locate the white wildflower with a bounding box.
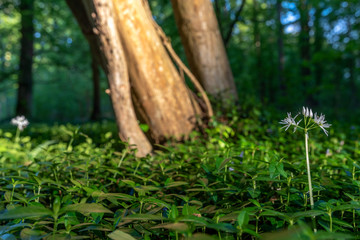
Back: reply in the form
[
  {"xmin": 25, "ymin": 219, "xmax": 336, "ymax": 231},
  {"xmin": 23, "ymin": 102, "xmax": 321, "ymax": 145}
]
[
  {"xmin": 279, "ymin": 112, "xmax": 301, "ymax": 132},
  {"xmin": 302, "ymin": 106, "xmax": 313, "ymax": 118},
  {"xmin": 313, "ymin": 113, "xmax": 331, "ymax": 136},
  {"xmin": 11, "ymin": 116, "xmax": 29, "ymax": 131}
]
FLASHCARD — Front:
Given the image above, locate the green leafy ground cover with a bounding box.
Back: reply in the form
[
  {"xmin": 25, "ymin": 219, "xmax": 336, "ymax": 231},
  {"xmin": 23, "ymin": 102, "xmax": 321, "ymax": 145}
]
[{"xmin": 0, "ymin": 113, "xmax": 360, "ymax": 239}]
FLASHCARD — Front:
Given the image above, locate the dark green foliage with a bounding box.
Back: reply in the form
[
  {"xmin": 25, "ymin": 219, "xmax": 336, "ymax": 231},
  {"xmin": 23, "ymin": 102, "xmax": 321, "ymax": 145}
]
[{"xmin": 0, "ymin": 112, "xmax": 359, "ymax": 239}]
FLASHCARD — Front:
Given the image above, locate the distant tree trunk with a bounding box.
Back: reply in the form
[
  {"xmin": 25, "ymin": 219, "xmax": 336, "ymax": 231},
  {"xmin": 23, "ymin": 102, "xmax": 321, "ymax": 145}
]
[
  {"xmin": 66, "ymin": 0, "xmax": 152, "ymax": 157},
  {"xmin": 276, "ymin": 0, "xmax": 286, "ymax": 98},
  {"xmin": 253, "ymin": 0, "xmax": 264, "ymax": 102},
  {"xmin": 16, "ymin": 0, "xmax": 34, "ymax": 117},
  {"xmin": 171, "ymin": 0, "xmax": 238, "ymax": 101},
  {"xmin": 299, "ymin": 0, "xmax": 313, "ymax": 105},
  {"xmin": 90, "ymin": 46, "xmax": 101, "ymax": 121}
]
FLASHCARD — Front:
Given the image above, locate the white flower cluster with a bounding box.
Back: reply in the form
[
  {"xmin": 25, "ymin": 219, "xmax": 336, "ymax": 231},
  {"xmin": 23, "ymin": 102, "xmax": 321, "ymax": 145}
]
[
  {"xmin": 279, "ymin": 112, "xmax": 302, "ymax": 132},
  {"xmin": 11, "ymin": 116, "xmax": 29, "ymax": 131},
  {"xmin": 280, "ymin": 106, "xmax": 331, "ymax": 136}
]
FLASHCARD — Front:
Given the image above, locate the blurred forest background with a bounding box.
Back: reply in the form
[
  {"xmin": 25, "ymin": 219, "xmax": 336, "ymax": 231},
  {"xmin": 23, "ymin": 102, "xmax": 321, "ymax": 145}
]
[{"xmin": 0, "ymin": 0, "xmax": 359, "ymax": 124}]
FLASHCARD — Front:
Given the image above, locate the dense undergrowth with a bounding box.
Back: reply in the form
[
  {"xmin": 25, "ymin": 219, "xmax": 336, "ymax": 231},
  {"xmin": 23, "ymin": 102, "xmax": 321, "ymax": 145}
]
[{"xmin": 0, "ymin": 109, "xmax": 360, "ymax": 239}]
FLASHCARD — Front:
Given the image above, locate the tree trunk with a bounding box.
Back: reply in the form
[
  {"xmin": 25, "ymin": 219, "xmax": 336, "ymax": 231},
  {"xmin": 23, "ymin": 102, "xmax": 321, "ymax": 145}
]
[
  {"xmin": 112, "ymin": 0, "xmax": 201, "ymax": 142},
  {"xmin": 66, "ymin": 0, "xmax": 152, "ymax": 157},
  {"xmin": 171, "ymin": 0, "xmax": 238, "ymax": 101},
  {"xmin": 253, "ymin": 0, "xmax": 264, "ymax": 102},
  {"xmin": 299, "ymin": 0, "xmax": 313, "ymax": 105},
  {"xmin": 276, "ymin": 0, "xmax": 286, "ymax": 98},
  {"xmin": 90, "ymin": 45, "xmax": 101, "ymax": 121},
  {"xmin": 16, "ymin": 0, "xmax": 34, "ymax": 117}
]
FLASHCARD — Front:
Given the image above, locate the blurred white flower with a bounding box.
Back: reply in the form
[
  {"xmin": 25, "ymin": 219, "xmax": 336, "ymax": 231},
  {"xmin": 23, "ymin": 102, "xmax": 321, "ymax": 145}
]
[
  {"xmin": 279, "ymin": 112, "xmax": 301, "ymax": 132},
  {"xmin": 313, "ymin": 113, "xmax": 331, "ymax": 136},
  {"xmin": 11, "ymin": 116, "xmax": 29, "ymax": 131}
]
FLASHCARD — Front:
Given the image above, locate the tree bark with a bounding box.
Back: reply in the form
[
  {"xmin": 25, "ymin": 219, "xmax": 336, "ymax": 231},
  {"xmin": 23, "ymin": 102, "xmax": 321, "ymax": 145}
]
[
  {"xmin": 16, "ymin": 0, "xmax": 34, "ymax": 117},
  {"xmin": 253, "ymin": 0, "xmax": 264, "ymax": 102},
  {"xmin": 276, "ymin": 0, "xmax": 286, "ymax": 97},
  {"xmin": 112, "ymin": 0, "xmax": 201, "ymax": 142},
  {"xmin": 299, "ymin": 0, "xmax": 313, "ymax": 105},
  {"xmin": 90, "ymin": 46, "xmax": 101, "ymax": 121},
  {"xmin": 171, "ymin": 0, "xmax": 238, "ymax": 101},
  {"xmin": 66, "ymin": 0, "xmax": 152, "ymax": 157}
]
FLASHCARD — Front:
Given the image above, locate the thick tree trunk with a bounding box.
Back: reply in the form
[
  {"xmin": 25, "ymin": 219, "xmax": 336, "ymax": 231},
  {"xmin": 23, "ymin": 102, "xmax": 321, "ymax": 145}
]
[
  {"xmin": 16, "ymin": 0, "xmax": 34, "ymax": 117},
  {"xmin": 112, "ymin": 0, "xmax": 200, "ymax": 142},
  {"xmin": 171, "ymin": 0, "xmax": 238, "ymax": 101},
  {"xmin": 66, "ymin": 0, "xmax": 152, "ymax": 157}
]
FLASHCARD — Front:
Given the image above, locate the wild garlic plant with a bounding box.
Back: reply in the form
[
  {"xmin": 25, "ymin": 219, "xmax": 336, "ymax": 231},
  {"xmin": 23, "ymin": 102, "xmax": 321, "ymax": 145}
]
[
  {"xmin": 280, "ymin": 107, "xmax": 331, "ymax": 211},
  {"xmin": 11, "ymin": 115, "xmax": 29, "ymax": 143}
]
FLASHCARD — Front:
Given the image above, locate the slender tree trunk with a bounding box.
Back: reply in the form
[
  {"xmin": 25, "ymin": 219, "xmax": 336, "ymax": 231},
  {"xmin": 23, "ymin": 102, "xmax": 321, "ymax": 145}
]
[
  {"xmin": 253, "ymin": 0, "xmax": 264, "ymax": 102},
  {"xmin": 66, "ymin": 0, "xmax": 152, "ymax": 157},
  {"xmin": 171, "ymin": 0, "xmax": 238, "ymax": 101},
  {"xmin": 113, "ymin": 0, "xmax": 201, "ymax": 142},
  {"xmin": 313, "ymin": 5, "xmax": 323, "ymax": 107},
  {"xmin": 90, "ymin": 46, "xmax": 101, "ymax": 121},
  {"xmin": 299, "ymin": 0, "xmax": 313, "ymax": 105},
  {"xmin": 16, "ymin": 0, "xmax": 34, "ymax": 117},
  {"xmin": 276, "ymin": 0, "xmax": 286, "ymax": 98}
]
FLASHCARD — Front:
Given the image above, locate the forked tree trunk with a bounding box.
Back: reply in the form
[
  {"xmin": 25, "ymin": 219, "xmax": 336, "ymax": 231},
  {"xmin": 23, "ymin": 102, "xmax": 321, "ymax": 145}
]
[
  {"xmin": 171, "ymin": 0, "xmax": 238, "ymax": 101},
  {"xmin": 112, "ymin": 0, "xmax": 201, "ymax": 142},
  {"xmin": 66, "ymin": 0, "xmax": 152, "ymax": 157}
]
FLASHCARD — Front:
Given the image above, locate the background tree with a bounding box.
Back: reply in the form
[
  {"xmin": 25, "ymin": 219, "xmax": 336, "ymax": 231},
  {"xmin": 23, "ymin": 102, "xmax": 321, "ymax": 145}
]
[
  {"xmin": 16, "ymin": 0, "xmax": 34, "ymax": 116},
  {"xmin": 171, "ymin": 0, "xmax": 238, "ymax": 101}
]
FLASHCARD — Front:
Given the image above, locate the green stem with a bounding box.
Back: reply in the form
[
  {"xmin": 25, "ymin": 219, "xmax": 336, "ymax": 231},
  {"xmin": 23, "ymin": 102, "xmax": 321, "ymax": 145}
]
[
  {"xmin": 305, "ymin": 131, "xmax": 317, "ymax": 233},
  {"xmin": 305, "ymin": 131, "xmax": 314, "ymax": 209}
]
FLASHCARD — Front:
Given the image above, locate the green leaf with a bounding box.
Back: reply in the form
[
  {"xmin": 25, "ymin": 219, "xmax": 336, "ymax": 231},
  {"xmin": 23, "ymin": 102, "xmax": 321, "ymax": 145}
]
[
  {"xmin": 165, "ymin": 181, "xmax": 188, "ymax": 188},
  {"xmin": 333, "ymin": 203, "xmax": 360, "ymax": 212},
  {"xmin": 237, "ymin": 210, "xmax": 249, "ymax": 228},
  {"xmin": 108, "ymin": 230, "xmax": 136, "ymax": 240},
  {"xmin": 151, "ymin": 223, "xmax": 189, "ymax": 232},
  {"xmin": 60, "ymin": 203, "xmax": 112, "ymax": 215},
  {"xmin": 123, "ymin": 214, "xmax": 164, "ymax": 221},
  {"xmin": 314, "ymin": 232, "xmax": 356, "ymax": 239},
  {"xmin": 0, "ymin": 206, "xmax": 52, "ymax": 220},
  {"xmin": 143, "ymin": 198, "xmax": 171, "ymax": 209},
  {"xmin": 291, "ymin": 210, "xmax": 325, "ymax": 220}
]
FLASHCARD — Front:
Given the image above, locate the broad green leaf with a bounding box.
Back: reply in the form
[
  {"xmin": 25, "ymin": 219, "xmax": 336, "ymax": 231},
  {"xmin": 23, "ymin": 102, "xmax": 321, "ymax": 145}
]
[
  {"xmin": 143, "ymin": 198, "xmax": 170, "ymax": 209},
  {"xmin": 291, "ymin": 210, "xmax": 325, "ymax": 220},
  {"xmin": 333, "ymin": 203, "xmax": 360, "ymax": 212},
  {"xmin": 314, "ymin": 232, "xmax": 355, "ymax": 239},
  {"xmin": 108, "ymin": 230, "xmax": 136, "ymax": 240},
  {"xmin": 0, "ymin": 206, "xmax": 52, "ymax": 220},
  {"xmin": 164, "ymin": 181, "xmax": 188, "ymax": 188},
  {"xmin": 123, "ymin": 214, "xmax": 164, "ymax": 221},
  {"xmin": 151, "ymin": 223, "xmax": 189, "ymax": 232},
  {"xmin": 237, "ymin": 210, "xmax": 249, "ymax": 228},
  {"xmin": 60, "ymin": 203, "xmax": 112, "ymax": 215}
]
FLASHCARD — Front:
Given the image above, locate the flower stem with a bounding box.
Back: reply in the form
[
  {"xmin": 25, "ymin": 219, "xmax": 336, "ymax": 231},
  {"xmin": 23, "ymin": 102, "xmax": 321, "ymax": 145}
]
[
  {"xmin": 305, "ymin": 131, "xmax": 317, "ymax": 232},
  {"xmin": 305, "ymin": 131, "xmax": 314, "ymax": 209}
]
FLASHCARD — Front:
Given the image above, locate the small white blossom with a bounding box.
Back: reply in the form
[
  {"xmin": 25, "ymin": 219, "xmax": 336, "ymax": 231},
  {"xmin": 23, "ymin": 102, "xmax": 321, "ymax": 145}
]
[
  {"xmin": 279, "ymin": 112, "xmax": 301, "ymax": 132},
  {"xmin": 313, "ymin": 113, "xmax": 331, "ymax": 136},
  {"xmin": 11, "ymin": 116, "xmax": 29, "ymax": 131},
  {"xmin": 302, "ymin": 106, "xmax": 313, "ymax": 118}
]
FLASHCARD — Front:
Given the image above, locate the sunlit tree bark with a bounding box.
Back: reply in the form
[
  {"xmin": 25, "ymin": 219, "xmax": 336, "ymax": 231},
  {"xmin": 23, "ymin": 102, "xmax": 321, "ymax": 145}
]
[
  {"xmin": 16, "ymin": 0, "xmax": 34, "ymax": 116},
  {"xmin": 276, "ymin": 0, "xmax": 286, "ymax": 98},
  {"xmin": 66, "ymin": 0, "xmax": 152, "ymax": 156},
  {"xmin": 112, "ymin": 0, "xmax": 201, "ymax": 142},
  {"xmin": 171, "ymin": 0, "xmax": 238, "ymax": 101}
]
